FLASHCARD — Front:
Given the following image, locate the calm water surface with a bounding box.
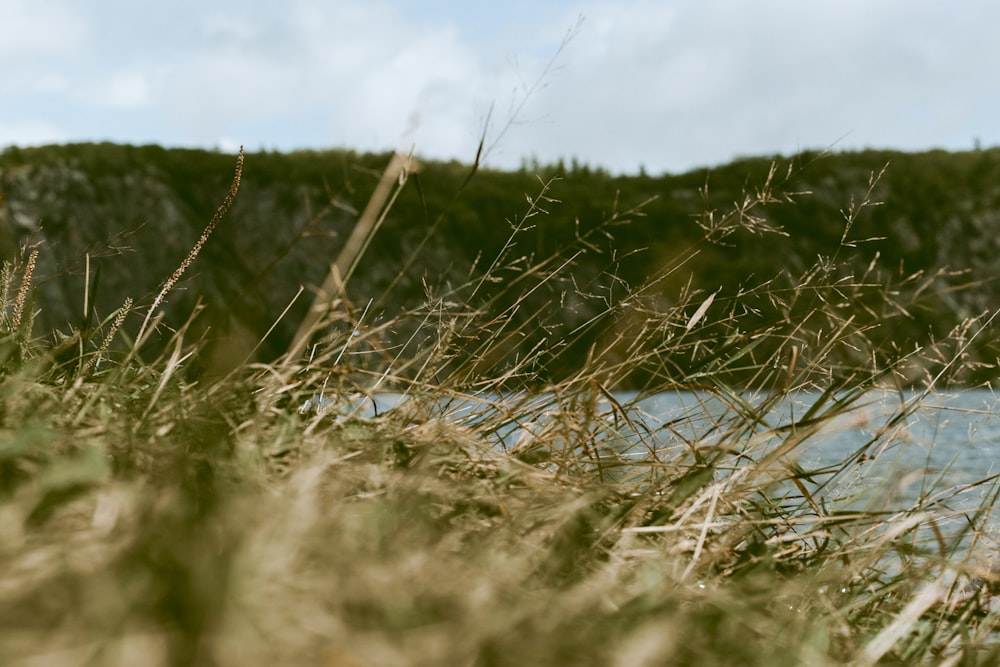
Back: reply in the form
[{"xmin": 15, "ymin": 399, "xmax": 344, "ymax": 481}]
[{"xmin": 323, "ymin": 387, "xmax": 1000, "ymax": 513}]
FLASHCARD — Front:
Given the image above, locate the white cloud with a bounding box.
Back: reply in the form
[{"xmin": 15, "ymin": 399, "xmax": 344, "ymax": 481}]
[
  {"xmin": 0, "ymin": 0, "xmax": 90, "ymax": 58},
  {"xmin": 91, "ymin": 70, "xmax": 155, "ymax": 110},
  {"xmin": 509, "ymin": 0, "xmax": 1000, "ymax": 172},
  {"xmin": 1, "ymin": 0, "xmax": 998, "ymax": 172},
  {"xmin": 134, "ymin": 1, "xmax": 509, "ymax": 158},
  {"xmin": 0, "ymin": 120, "xmax": 66, "ymax": 147}
]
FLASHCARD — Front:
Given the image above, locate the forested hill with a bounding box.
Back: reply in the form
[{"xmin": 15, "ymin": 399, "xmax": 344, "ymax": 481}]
[{"xmin": 1, "ymin": 142, "xmax": 999, "ymax": 386}]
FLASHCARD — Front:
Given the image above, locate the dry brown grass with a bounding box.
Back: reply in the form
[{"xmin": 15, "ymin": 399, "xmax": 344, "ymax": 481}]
[{"xmin": 1, "ymin": 148, "xmax": 999, "ymax": 666}]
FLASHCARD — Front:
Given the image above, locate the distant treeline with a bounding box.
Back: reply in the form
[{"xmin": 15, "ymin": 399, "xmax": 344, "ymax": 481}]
[{"xmin": 2, "ymin": 142, "xmax": 999, "ymax": 386}]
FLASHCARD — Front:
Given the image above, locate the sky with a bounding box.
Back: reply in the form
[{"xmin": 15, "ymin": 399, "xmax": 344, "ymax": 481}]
[{"xmin": 2, "ymin": 0, "xmax": 998, "ymax": 175}]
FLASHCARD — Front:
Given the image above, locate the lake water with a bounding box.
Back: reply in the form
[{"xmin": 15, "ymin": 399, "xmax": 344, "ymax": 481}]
[{"xmin": 310, "ymin": 386, "xmax": 1000, "ymax": 524}]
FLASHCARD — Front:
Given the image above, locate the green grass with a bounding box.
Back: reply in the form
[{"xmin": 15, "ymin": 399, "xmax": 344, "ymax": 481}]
[{"xmin": 1, "ymin": 148, "xmax": 1000, "ymax": 666}]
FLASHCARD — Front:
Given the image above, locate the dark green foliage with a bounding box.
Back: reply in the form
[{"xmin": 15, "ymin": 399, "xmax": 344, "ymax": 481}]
[{"xmin": 3, "ymin": 144, "xmax": 1000, "ymax": 386}]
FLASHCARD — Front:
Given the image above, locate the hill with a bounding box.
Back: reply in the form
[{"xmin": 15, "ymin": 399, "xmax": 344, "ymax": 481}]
[{"xmin": 1, "ymin": 142, "xmax": 999, "ymax": 386}]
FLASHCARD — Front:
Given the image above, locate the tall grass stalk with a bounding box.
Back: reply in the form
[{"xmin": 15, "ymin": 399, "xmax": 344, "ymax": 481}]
[
  {"xmin": 285, "ymin": 150, "xmax": 413, "ymax": 363},
  {"xmin": 135, "ymin": 147, "xmax": 244, "ymax": 345},
  {"xmin": 10, "ymin": 248, "xmax": 37, "ymax": 332}
]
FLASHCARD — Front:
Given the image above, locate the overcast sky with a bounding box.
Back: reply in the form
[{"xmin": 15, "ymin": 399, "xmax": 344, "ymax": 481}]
[{"xmin": 2, "ymin": 0, "xmax": 998, "ymax": 175}]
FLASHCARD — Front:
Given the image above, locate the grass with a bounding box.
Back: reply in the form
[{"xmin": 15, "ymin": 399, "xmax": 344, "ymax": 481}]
[{"xmin": 2, "ymin": 147, "xmax": 1000, "ymax": 666}]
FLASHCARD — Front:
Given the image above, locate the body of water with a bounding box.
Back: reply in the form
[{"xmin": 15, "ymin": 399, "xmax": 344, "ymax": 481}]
[{"xmin": 304, "ymin": 386, "xmax": 1000, "ymax": 520}]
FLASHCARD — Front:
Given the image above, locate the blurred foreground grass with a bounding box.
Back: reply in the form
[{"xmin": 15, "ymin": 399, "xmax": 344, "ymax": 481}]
[{"xmin": 2, "ymin": 149, "xmax": 1000, "ymax": 666}]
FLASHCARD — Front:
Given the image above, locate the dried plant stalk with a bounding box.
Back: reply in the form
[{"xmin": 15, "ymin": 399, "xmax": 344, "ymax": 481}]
[
  {"xmin": 11, "ymin": 248, "xmax": 38, "ymax": 331},
  {"xmin": 285, "ymin": 150, "xmax": 411, "ymax": 362},
  {"xmin": 81, "ymin": 296, "xmax": 133, "ymax": 374},
  {"xmin": 136, "ymin": 147, "xmax": 244, "ymax": 343}
]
